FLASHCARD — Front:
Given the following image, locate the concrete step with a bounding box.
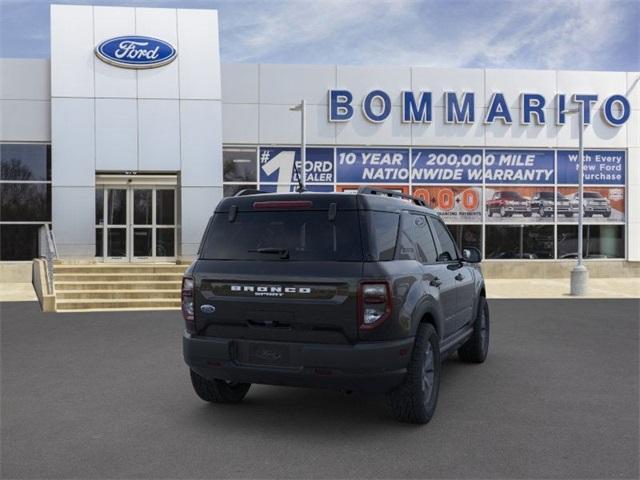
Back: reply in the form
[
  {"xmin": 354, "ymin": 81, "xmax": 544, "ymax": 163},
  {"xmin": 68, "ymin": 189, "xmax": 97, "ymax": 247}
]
[
  {"xmin": 56, "ymin": 290, "xmax": 180, "ymax": 300},
  {"xmin": 55, "ymin": 298, "xmax": 181, "ymax": 311},
  {"xmin": 54, "ymin": 264, "xmax": 187, "ymax": 274},
  {"xmin": 55, "ymin": 281, "xmax": 181, "ymax": 291},
  {"xmin": 54, "ymin": 273, "xmax": 184, "ymax": 282}
]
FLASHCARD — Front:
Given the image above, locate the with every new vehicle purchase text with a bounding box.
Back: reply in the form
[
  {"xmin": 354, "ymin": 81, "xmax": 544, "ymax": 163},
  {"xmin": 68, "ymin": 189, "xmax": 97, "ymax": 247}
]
[{"xmin": 182, "ymin": 187, "xmax": 489, "ymax": 424}]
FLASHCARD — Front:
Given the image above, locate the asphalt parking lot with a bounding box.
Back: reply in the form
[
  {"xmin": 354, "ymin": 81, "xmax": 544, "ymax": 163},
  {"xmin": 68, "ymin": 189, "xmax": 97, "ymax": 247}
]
[{"xmin": 1, "ymin": 299, "xmax": 638, "ymax": 479}]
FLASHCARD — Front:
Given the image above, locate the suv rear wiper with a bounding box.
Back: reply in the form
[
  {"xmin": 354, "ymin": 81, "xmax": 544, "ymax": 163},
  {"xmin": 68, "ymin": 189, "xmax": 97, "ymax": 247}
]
[{"xmin": 248, "ymin": 247, "xmax": 290, "ymax": 259}]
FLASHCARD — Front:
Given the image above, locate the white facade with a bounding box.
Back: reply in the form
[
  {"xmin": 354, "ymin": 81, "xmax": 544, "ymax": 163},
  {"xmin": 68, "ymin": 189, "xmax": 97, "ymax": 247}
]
[
  {"xmin": 49, "ymin": 4, "xmax": 222, "ymax": 259},
  {"xmin": 0, "ymin": 4, "xmax": 638, "ymax": 263}
]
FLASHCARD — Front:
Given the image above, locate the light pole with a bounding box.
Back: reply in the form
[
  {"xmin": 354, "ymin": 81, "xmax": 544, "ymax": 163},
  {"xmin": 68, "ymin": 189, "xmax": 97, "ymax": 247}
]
[
  {"xmin": 289, "ymin": 100, "xmax": 306, "ymax": 192},
  {"xmin": 564, "ymin": 104, "xmax": 588, "ymax": 295}
]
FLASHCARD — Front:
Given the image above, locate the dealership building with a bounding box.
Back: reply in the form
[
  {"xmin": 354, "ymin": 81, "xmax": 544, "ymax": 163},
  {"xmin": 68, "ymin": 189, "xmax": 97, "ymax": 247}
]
[{"xmin": 1, "ymin": 4, "xmax": 639, "ymax": 277}]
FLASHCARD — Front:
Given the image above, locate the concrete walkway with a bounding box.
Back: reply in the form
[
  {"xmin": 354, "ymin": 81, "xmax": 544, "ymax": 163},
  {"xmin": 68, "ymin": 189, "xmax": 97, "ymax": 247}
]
[
  {"xmin": 0, "ymin": 283, "xmax": 37, "ymax": 302},
  {"xmin": 486, "ymin": 277, "xmax": 640, "ymax": 299}
]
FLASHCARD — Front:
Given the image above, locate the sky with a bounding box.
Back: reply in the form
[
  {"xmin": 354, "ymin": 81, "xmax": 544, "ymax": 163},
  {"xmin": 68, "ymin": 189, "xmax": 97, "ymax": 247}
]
[{"xmin": 0, "ymin": 0, "xmax": 638, "ymax": 71}]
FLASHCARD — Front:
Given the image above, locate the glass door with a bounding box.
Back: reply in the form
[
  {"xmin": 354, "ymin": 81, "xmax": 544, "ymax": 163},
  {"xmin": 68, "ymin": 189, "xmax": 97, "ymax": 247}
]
[
  {"xmin": 154, "ymin": 188, "xmax": 176, "ymax": 261},
  {"xmin": 96, "ymin": 185, "xmax": 176, "ymax": 262},
  {"xmin": 104, "ymin": 188, "xmax": 128, "ymax": 261},
  {"xmin": 131, "ymin": 188, "xmax": 153, "ymax": 260}
]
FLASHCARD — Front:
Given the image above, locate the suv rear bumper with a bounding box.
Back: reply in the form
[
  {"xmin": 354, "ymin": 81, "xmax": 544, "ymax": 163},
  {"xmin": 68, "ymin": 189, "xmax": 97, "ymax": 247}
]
[{"xmin": 183, "ymin": 333, "xmax": 414, "ymax": 393}]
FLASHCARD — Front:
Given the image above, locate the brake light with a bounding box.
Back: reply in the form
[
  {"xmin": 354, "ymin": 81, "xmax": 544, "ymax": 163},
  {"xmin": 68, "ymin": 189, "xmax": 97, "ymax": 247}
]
[
  {"xmin": 253, "ymin": 200, "xmax": 313, "ymax": 209},
  {"xmin": 358, "ymin": 282, "xmax": 392, "ymax": 330},
  {"xmin": 182, "ymin": 277, "xmax": 195, "ymax": 333}
]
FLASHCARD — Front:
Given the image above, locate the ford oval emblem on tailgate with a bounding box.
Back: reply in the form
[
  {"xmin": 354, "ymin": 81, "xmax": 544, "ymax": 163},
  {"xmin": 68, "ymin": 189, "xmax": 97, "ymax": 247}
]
[{"xmin": 200, "ymin": 304, "xmax": 216, "ymax": 314}]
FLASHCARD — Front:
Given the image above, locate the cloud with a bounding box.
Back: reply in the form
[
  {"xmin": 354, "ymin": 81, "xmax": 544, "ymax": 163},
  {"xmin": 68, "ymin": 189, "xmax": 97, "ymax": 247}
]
[{"xmin": 0, "ymin": 0, "xmax": 637, "ymax": 70}]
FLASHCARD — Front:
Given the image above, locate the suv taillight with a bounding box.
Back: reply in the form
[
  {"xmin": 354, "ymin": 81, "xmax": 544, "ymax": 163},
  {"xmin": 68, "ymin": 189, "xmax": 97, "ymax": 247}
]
[
  {"xmin": 358, "ymin": 282, "xmax": 392, "ymax": 330},
  {"xmin": 182, "ymin": 277, "xmax": 195, "ymax": 333}
]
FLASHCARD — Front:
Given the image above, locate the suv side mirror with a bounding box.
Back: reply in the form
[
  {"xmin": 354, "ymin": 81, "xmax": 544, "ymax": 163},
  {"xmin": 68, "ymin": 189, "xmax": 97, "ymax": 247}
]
[{"xmin": 462, "ymin": 246, "xmax": 481, "ymax": 263}]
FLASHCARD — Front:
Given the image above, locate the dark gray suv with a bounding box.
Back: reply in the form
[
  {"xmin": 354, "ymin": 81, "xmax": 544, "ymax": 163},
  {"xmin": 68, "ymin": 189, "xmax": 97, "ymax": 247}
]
[{"xmin": 182, "ymin": 187, "xmax": 489, "ymax": 424}]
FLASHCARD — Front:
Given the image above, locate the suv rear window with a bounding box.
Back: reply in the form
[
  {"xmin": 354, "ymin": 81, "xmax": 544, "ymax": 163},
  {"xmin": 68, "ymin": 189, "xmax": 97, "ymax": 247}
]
[{"xmin": 201, "ymin": 211, "xmax": 363, "ymax": 261}]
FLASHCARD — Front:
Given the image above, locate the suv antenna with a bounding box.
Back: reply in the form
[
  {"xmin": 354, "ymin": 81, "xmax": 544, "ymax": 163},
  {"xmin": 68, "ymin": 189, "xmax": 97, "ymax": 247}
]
[{"xmin": 293, "ymin": 159, "xmax": 306, "ymax": 193}]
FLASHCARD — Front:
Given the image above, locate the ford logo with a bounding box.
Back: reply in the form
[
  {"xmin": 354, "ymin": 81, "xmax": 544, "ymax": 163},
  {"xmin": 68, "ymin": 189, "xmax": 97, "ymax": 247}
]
[
  {"xmin": 200, "ymin": 304, "xmax": 216, "ymax": 314},
  {"xmin": 95, "ymin": 36, "xmax": 177, "ymax": 69}
]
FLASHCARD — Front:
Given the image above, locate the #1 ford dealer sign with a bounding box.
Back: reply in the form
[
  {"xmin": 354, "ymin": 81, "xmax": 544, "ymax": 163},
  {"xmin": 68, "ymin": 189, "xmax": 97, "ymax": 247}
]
[{"xmin": 95, "ymin": 35, "xmax": 177, "ymax": 69}]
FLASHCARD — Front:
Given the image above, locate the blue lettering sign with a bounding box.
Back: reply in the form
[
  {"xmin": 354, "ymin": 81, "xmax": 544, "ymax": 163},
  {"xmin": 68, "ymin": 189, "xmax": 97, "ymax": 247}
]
[
  {"xmin": 556, "ymin": 94, "xmax": 567, "ymax": 125},
  {"xmin": 557, "ymin": 150, "xmax": 625, "ymax": 185},
  {"xmin": 95, "ymin": 36, "xmax": 176, "ymax": 69},
  {"xmin": 484, "ymin": 150, "xmax": 554, "ymax": 184},
  {"xmin": 402, "ymin": 91, "xmax": 432, "ymax": 123},
  {"xmin": 362, "ymin": 90, "xmax": 392, "ymax": 122},
  {"xmin": 259, "ymin": 147, "xmax": 334, "ymax": 188},
  {"xmin": 328, "ymin": 90, "xmax": 354, "ymax": 121},
  {"xmin": 521, "ymin": 93, "xmax": 546, "ymax": 124},
  {"xmin": 445, "ymin": 92, "xmax": 475, "ymax": 123},
  {"xmin": 485, "ymin": 93, "xmax": 512, "ymax": 124},
  {"xmin": 411, "ymin": 149, "xmax": 483, "ymax": 184},
  {"xmin": 336, "ymin": 148, "xmax": 409, "ymax": 183},
  {"xmin": 572, "ymin": 94, "xmax": 598, "ymax": 125},
  {"xmin": 603, "ymin": 95, "xmax": 631, "ymax": 126}
]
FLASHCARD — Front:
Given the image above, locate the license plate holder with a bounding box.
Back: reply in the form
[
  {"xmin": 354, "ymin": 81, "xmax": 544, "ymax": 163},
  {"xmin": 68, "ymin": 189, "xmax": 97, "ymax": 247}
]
[{"xmin": 238, "ymin": 342, "xmax": 292, "ymax": 367}]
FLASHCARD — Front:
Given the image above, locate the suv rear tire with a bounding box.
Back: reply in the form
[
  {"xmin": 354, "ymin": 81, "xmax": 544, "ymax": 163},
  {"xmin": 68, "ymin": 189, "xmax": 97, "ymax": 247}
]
[
  {"xmin": 190, "ymin": 369, "xmax": 251, "ymax": 404},
  {"xmin": 387, "ymin": 323, "xmax": 441, "ymax": 424},
  {"xmin": 458, "ymin": 296, "xmax": 489, "ymax": 363}
]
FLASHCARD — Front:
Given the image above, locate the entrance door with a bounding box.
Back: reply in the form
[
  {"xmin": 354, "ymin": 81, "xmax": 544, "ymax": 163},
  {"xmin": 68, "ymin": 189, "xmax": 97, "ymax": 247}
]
[{"xmin": 96, "ymin": 183, "xmax": 176, "ymax": 262}]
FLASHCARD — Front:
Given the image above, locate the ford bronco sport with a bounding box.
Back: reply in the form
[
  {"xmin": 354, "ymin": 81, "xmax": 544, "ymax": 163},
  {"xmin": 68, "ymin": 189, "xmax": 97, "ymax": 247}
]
[{"xmin": 182, "ymin": 187, "xmax": 489, "ymax": 424}]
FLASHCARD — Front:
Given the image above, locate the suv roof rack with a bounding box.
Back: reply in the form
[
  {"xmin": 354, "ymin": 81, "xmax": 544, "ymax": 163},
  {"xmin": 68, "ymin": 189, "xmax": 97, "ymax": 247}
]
[
  {"xmin": 357, "ymin": 186, "xmax": 428, "ymax": 208},
  {"xmin": 234, "ymin": 188, "xmax": 265, "ymax": 197}
]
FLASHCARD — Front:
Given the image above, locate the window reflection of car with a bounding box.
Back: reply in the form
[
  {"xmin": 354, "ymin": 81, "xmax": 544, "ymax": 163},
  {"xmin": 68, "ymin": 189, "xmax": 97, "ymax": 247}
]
[
  {"xmin": 487, "ymin": 251, "xmax": 539, "ymax": 259},
  {"xmin": 559, "ymin": 253, "xmax": 608, "ymax": 259},
  {"xmin": 486, "ymin": 191, "xmax": 532, "ymax": 218},
  {"xmin": 530, "ymin": 191, "xmax": 576, "ymax": 218},
  {"xmin": 569, "ymin": 191, "xmax": 611, "ymax": 218}
]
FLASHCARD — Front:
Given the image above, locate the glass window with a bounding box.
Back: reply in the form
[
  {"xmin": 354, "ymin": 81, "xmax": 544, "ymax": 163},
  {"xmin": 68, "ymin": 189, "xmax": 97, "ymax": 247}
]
[
  {"xmin": 0, "ymin": 224, "xmax": 41, "ymax": 260},
  {"xmin": 411, "ymin": 214, "xmax": 438, "ymax": 263},
  {"xmin": 202, "ymin": 211, "xmax": 363, "ymax": 262},
  {"xmin": 107, "ymin": 228, "xmax": 127, "ymax": 257},
  {"xmin": 429, "ymin": 217, "xmax": 458, "ymax": 262},
  {"xmin": 396, "ymin": 214, "xmax": 417, "ymax": 261},
  {"xmin": 223, "ymin": 148, "xmax": 257, "ymax": 182},
  {"xmin": 107, "ymin": 189, "xmax": 127, "ymax": 225},
  {"xmin": 223, "ymin": 184, "xmax": 257, "ymax": 198},
  {"xmin": 1, "ymin": 144, "xmax": 50, "ymax": 181},
  {"xmin": 133, "ymin": 228, "xmax": 153, "ymax": 257},
  {"xmin": 156, "ymin": 190, "xmax": 175, "ymax": 225},
  {"xmin": 486, "ymin": 225, "xmax": 553, "ymax": 259},
  {"xmin": 557, "ymin": 225, "xmax": 624, "ymax": 259},
  {"xmin": 95, "ymin": 228, "xmax": 103, "ymax": 257},
  {"xmin": 133, "ymin": 189, "xmax": 152, "ymax": 225},
  {"xmin": 95, "ymin": 188, "xmax": 104, "ymax": 226},
  {"xmin": 156, "ymin": 228, "xmax": 175, "ymax": 257},
  {"xmin": 366, "ymin": 211, "xmax": 399, "ymax": 261},
  {"xmin": 447, "ymin": 224, "xmax": 482, "ymax": 257},
  {"xmin": 0, "ymin": 183, "xmax": 51, "ymax": 221}
]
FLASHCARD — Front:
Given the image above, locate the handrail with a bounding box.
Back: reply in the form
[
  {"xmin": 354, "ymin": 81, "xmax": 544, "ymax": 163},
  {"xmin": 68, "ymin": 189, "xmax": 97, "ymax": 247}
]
[{"xmin": 38, "ymin": 224, "xmax": 58, "ymax": 294}]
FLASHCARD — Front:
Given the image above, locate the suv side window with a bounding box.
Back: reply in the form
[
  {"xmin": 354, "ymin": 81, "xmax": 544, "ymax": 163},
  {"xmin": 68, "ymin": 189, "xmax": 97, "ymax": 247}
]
[
  {"xmin": 367, "ymin": 211, "xmax": 399, "ymax": 261},
  {"xmin": 396, "ymin": 213, "xmax": 417, "ymax": 261},
  {"xmin": 411, "ymin": 214, "xmax": 438, "ymax": 263},
  {"xmin": 429, "ymin": 216, "xmax": 459, "ymax": 262}
]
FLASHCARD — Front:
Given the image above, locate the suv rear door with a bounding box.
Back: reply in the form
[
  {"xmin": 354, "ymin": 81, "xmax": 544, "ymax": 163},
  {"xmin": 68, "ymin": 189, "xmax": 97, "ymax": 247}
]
[
  {"xmin": 399, "ymin": 212, "xmax": 458, "ymax": 338},
  {"xmin": 427, "ymin": 216, "xmax": 476, "ymax": 332}
]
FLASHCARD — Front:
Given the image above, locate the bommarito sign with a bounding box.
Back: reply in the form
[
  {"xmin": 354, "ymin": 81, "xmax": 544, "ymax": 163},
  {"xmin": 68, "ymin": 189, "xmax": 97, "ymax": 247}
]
[{"xmin": 328, "ymin": 89, "xmax": 631, "ymax": 127}]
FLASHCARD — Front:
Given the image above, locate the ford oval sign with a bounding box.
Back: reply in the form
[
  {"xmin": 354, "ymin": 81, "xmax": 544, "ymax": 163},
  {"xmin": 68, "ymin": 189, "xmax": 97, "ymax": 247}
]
[{"xmin": 95, "ymin": 36, "xmax": 177, "ymax": 69}]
